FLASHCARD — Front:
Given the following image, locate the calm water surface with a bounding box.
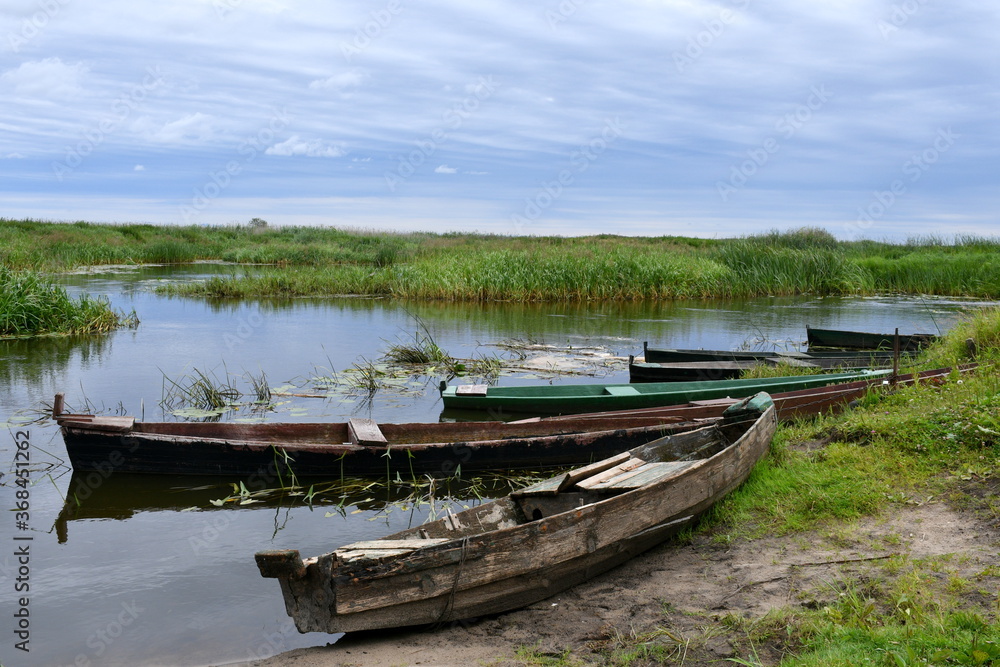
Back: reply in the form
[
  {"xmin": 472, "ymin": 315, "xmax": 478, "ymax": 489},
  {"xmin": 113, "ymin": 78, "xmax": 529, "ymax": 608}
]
[{"xmin": 0, "ymin": 265, "xmax": 985, "ymax": 666}]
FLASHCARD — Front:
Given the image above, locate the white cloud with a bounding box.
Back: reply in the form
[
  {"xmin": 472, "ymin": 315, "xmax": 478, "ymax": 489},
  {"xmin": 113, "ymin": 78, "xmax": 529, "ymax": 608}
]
[
  {"xmin": 134, "ymin": 165, "xmax": 145, "ymax": 171},
  {"xmin": 5, "ymin": 153, "xmax": 26, "ymax": 159},
  {"xmin": 309, "ymin": 70, "xmax": 367, "ymax": 91},
  {"xmin": 434, "ymin": 164, "xmax": 457, "ymax": 174},
  {"xmin": 265, "ymin": 135, "xmax": 345, "ymax": 158},
  {"xmin": 151, "ymin": 112, "xmax": 217, "ymax": 143},
  {"xmin": 1, "ymin": 58, "xmax": 89, "ymax": 98}
]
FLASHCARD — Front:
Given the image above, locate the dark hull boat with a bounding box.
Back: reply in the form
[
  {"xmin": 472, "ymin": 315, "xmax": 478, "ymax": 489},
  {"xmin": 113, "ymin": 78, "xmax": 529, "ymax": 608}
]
[
  {"xmin": 255, "ymin": 393, "xmax": 777, "ymax": 633},
  {"xmin": 805, "ymin": 326, "xmax": 937, "ymax": 351},
  {"xmin": 628, "ymin": 355, "xmax": 900, "ymax": 383},
  {"xmin": 641, "ymin": 341, "xmax": 904, "ymax": 365},
  {"xmin": 52, "ymin": 393, "xmax": 712, "ymax": 477}
]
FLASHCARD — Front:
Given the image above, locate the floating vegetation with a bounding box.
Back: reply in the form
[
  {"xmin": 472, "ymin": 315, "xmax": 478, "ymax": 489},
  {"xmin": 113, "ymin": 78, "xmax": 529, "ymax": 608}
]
[
  {"xmin": 160, "ymin": 367, "xmax": 276, "ymax": 419},
  {"xmin": 207, "ymin": 469, "xmax": 548, "ymax": 527}
]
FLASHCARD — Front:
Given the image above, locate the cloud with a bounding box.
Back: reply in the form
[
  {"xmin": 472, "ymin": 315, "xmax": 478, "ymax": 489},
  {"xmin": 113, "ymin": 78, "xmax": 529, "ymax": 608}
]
[
  {"xmin": 151, "ymin": 112, "xmax": 217, "ymax": 143},
  {"xmin": 434, "ymin": 164, "xmax": 457, "ymax": 174},
  {"xmin": 0, "ymin": 58, "xmax": 88, "ymax": 98},
  {"xmin": 5, "ymin": 153, "xmax": 27, "ymax": 159},
  {"xmin": 309, "ymin": 70, "xmax": 367, "ymax": 91},
  {"xmin": 134, "ymin": 165, "xmax": 145, "ymax": 171},
  {"xmin": 265, "ymin": 135, "xmax": 346, "ymax": 158}
]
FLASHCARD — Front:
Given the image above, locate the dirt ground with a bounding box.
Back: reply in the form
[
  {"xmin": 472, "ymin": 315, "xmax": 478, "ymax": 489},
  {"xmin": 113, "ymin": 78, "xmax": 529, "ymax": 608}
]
[{"xmin": 232, "ymin": 486, "xmax": 999, "ymax": 667}]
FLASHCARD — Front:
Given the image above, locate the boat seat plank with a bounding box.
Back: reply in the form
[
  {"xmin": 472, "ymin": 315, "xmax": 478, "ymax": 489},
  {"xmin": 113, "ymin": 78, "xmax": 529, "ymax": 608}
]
[
  {"xmin": 574, "ymin": 458, "xmax": 646, "ymax": 490},
  {"xmin": 563, "ymin": 452, "xmax": 632, "ymax": 487},
  {"xmin": 510, "ymin": 473, "xmax": 569, "ymax": 497},
  {"xmin": 455, "ymin": 384, "xmax": 489, "ymax": 396},
  {"xmin": 66, "ymin": 416, "xmax": 135, "ymax": 432},
  {"xmin": 586, "ymin": 460, "xmax": 700, "ymax": 491},
  {"xmin": 604, "ymin": 386, "xmax": 640, "ymax": 396},
  {"xmin": 337, "ymin": 539, "xmax": 452, "ymax": 551},
  {"xmin": 348, "ymin": 418, "xmax": 388, "ymax": 445}
]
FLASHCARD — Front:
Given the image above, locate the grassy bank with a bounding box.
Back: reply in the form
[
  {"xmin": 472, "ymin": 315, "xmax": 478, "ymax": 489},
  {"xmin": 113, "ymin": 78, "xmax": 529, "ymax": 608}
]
[
  {"xmin": 0, "ymin": 266, "xmax": 138, "ymax": 337},
  {"xmin": 542, "ymin": 310, "xmax": 1000, "ymax": 667},
  {"xmin": 3, "ymin": 219, "xmax": 1000, "ymax": 301}
]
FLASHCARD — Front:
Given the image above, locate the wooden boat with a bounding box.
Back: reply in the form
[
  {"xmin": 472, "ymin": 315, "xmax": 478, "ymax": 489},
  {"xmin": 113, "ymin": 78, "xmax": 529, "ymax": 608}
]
[
  {"xmin": 255, "ymin": 392, "xmax": 777, "ymax": 633},
  {"xmin": 806, "ymin": 326, "xmax": 937, "ymax": 351},
  {"xmin": 629, "ymin": 354, "xmax": 898, "ymax": 383},
  {"xmin": 51, "ymin": 393, "xmax": 714, "ymax": 477},
  {"xmin": 538, "ymin": 365, "xmax": 973, "ymax": 423},
  {"xmin": 439, "ymin": 369, "xmax": 890, "ymax": 415},
  {"xmin": 642, "ymin": 341, "xmax": 903, "ymax": 364}
]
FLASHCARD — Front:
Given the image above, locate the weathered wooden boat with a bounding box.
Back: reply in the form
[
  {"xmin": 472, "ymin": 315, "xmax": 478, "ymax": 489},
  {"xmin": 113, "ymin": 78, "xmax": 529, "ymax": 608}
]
[
  {"xmin": 255, "ymin": 392, "xmax": 777, "ymax": 633},
  {"xmin": 806, "ymin": 326, "xmax": 937, "ymax": 351},
  {"xmin": 538, "ymin": 365, "xmax": 973, "ymax": 423},
  {"xmin": 642, "ymin": 341, "xmax": 903, "ymax": 364},
  {"xmin": 439, "ymin": 369, "xmax": 890, "ymax": 415},
  {"xmin": 51, "ymin": 393, "xmax": 712, "ymax": 477},
  {"xmin": 628, "ymin": 354, "xmax": 898, "ymax": 383}
]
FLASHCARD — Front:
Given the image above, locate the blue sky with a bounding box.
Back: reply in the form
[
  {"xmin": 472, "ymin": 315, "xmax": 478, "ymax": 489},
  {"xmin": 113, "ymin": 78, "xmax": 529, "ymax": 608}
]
[{"xmin": 2, "ymin": 0, "xmax": 997, "ymax": 239}]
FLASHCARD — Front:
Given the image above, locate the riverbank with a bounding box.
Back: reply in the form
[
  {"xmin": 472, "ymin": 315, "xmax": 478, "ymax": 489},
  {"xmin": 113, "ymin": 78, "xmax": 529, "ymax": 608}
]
[
  {"xmin": 231, "ymin": 313, "xmax": 1000, "ymax": 666},
  {"xmin": 3, "ymin": 219, "xmax": 1000, "ymax": 301}
]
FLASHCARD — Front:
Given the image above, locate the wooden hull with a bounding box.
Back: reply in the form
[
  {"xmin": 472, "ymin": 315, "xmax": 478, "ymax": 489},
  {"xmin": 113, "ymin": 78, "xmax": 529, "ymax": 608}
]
[
  {"xmin": 541, "ymin": 365, "xmax": 973, "ymax": 423},
  {"xmin": 256, "ymin": 395, "xmax": 777, "ymax": 633},
  {"xmin": 641, "ymin": 341, "xmax": 903, "ymax": 365},
  {"xmin": 628, "ymin": 357, "xmax": 894, "ymax": 383},
  {"xmin": 440, "ymin": 370, "xmax": 889, "ymax": 415},
  {"xmin": 54, "ymin": 405, "xmax": 710, "ymax": 477},
  {"xmin": 806, "ymin": 326, "xmax": 937, "ymax": 351}
]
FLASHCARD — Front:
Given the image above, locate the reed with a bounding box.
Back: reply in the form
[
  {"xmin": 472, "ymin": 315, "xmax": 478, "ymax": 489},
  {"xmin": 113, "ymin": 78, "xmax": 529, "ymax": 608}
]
[
  {"xmin": 5, "ymin": 219, "xmax": 1000, "ymax": 301},
  {"xmin": 0, "ymin": 266, "xmax": 139, "ymax": 337}
]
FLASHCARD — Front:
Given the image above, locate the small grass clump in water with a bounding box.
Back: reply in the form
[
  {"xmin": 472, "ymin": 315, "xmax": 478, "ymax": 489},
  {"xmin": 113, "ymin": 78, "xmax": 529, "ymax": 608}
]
[{"xmin": 0, "ymin": 266, "xmax": 138, "ymax": 337}]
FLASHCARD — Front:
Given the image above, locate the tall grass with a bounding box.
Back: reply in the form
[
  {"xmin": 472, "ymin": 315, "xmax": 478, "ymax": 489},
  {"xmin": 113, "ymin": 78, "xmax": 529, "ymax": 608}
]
[
  {"xmin": 0, "ymin": 266, "xmax": 139, "ymax": 337},
  {"xmin": 5, "ymin": 219, "xmax": 1000, "ymax": 301}
]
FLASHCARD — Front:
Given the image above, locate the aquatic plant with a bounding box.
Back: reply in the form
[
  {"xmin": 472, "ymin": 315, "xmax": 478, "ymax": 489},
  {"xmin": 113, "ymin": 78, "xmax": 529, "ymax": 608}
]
[{"xmin": 0, "ymin": 266, "xmax": 138, "ymax": 337}]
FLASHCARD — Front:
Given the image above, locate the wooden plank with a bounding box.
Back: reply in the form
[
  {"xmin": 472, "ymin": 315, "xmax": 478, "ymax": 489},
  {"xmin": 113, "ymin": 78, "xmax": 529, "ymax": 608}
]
[
  {"xmin": 604, "ymin": 386, "xmax": 640, "ymax": 396},
  {"xmin": 687, "ymin": 398, "xmax": 738, "ymax": 407},
  {"xmin": 347, "ymin": 418, "xmax": 387, "ymax": 445},
  {"xmin": 337, "ymin": 539, "xmax": 452, "ymax": 551},
  {"xmin": 574, "ymin": 458, "xmax": 645, "ymax": 490},
  {"xmin": 588, "ymin": 460, "xmax": 700, "ymax": 491},
  {"xmin": 563, "ymin": 451, "xmax": 632, "ymax": 487},
  {"xmin": 510, "ymin": 473, "xmax": 570, "ymax": 497},
  {"xmin": 455, "ymin": 384, "xmax": 489, "ymax": 396}
]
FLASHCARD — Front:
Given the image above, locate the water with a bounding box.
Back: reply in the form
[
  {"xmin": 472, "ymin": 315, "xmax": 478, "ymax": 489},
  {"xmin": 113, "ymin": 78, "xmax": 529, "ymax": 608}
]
[{"xmin": 0, "ymin": 265, "xmax": 987, "ymax": 666}]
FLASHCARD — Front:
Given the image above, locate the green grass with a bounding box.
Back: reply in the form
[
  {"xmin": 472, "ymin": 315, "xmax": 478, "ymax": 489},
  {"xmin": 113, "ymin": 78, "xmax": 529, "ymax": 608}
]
[
  {"xmin": 582, "ymin": 311, "xmax": 1000, "ymax": 667},
  {"xmin": 0, "ymin": 266, "xmax": 138, "ymax": 337},
  {"xmin": 4, "ymin": 219, "xmax": 1000, "ymax": 301}
]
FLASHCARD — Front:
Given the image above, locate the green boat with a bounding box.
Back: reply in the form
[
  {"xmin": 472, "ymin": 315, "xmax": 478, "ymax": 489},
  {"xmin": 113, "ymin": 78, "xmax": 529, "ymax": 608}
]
[{"xmin": 439, "ymin": 370, "xmax": 891, "ymax": 415}]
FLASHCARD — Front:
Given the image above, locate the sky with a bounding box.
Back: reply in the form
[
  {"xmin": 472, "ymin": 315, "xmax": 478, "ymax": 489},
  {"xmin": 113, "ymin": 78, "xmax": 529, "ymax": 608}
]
[{"xmin": 2, "ymin": 0, "xmax": 997, "ymax": 239}]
